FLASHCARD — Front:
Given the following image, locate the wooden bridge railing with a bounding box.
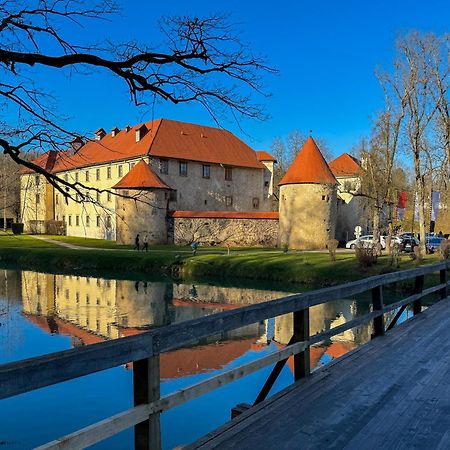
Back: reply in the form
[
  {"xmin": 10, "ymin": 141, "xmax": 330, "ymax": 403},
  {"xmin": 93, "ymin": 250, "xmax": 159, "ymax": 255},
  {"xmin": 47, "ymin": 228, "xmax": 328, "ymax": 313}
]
[{"xmin": 0, "ymin": 261, "xmax": 449, "ymax": 450}]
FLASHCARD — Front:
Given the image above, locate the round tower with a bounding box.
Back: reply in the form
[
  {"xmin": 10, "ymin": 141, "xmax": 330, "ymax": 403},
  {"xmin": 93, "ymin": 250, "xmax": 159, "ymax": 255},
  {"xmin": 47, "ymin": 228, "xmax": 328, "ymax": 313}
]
[
  {"xmin": 113, "ymin": 160, "xmax": 172, "ymax": 245},
  {"xmin": 278, "ymin": 137, "xmax": 337, "ymax": 250}
]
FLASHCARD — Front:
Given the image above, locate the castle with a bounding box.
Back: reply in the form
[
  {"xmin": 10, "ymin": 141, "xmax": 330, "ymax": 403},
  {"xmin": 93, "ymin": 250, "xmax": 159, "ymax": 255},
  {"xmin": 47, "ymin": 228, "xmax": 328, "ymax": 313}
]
[{"xmin": 20, "ymin": 118, "xmax": 363, "ymax": 249}]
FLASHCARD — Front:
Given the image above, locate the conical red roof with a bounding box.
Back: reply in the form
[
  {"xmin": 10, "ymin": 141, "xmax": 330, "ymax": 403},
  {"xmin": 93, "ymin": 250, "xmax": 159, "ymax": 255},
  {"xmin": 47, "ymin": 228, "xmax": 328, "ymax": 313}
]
[
  {"xmin": 328, "ymin": 153, "xmax": 361, "ymax": 177},
  {"xmin": 279, "ymin": 137, "xmax": 337, "ymax": 186},
  {"xmin": 112, "ymin": 160, "xmax": 171, "ymax": 190}
]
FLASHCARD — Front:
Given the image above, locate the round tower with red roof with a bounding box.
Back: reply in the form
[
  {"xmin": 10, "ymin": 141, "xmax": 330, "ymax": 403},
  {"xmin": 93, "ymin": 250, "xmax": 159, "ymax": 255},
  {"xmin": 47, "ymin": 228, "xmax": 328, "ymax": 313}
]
[
  {"xmin": 278, "ymin": 137, "xmax": 338, "ymax": 249},
  {"xmin": 112, "ymin": 160, "xmax": 173, "ymax": 244}
]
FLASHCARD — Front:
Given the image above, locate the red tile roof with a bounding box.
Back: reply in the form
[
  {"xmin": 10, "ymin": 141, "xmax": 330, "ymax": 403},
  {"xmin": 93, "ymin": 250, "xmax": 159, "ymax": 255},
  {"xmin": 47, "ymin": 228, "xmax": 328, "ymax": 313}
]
[
  {"xmin": 24, "ymin": 119, "xmax": 265, "ymax": 175},
  {"xmin": 256, "ymin": 150, "xmax": 277, "ymax": 162},
  {"xmin": 112, "ymin": 160, "xmax": 171, "ymax": 190},
  {"xmin": 279, "ymin": 137, "xmax": 337, "ymax": 186},
  {"xmin": 169, "ymin": 211, "xmax": 279, "ymax": 220},
  {"xmin": 328, "ymin": 153, "xmax": 361, "ymax": 177},
  {"xmin": 21, "ymin": 150, "xmax": 59, "ymax": 174}
]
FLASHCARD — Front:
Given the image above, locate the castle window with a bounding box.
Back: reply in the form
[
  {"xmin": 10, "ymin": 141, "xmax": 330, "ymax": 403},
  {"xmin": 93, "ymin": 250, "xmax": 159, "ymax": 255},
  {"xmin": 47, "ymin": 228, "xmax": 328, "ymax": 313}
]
[
  {"xmin": 107, "ymin": 167, "xmax": 111, "ymax": 179},
  {"xmin": 75, "ymin": 172, "xmax": 79, "ymax": 182},
  {"xmin": 68, "ymin": 215, "xmax": 72, "ymax": 226},
  {"xmin": 204, "ymin": 200, "xmax": 207, "ymax": 205},
  {"xmin": 252, "ymin": 197, "xmax": 260, "ymax": 209},
  {"xmin": 65, "ymin": 289, "xmax": 69, "ymax": 300},
  {"xmin": 202, "ymin": 165, "xmax": 210, "ymax": 179},
  {"xmin": 264, "ymin": 181, "xmax": 269, "ymax": 187},
  {"xmin": 96, "ymin": 191, "xmax": 100, "ymax": 202},
  {"xmin": 225, "ymin": 196, "xmax": 233, "ymax": 206},
  {"xmin": 107, "ymin": 192, "xmax": 112, "ymax": 202},
  {"xmin": 76, "ymin": 292, "xmax": 80, "ymax": 303},
  {"xmin": 85, "ymin": 170, "xmax": 90, "ymax": 182},
  {"xmin": 86, "ymin": 216, "xmax": 90, "ymax": 227},
  {"xmin": 118, "ymin": 165, "xmax": 123, "ymax": 178},
  {"xmin": 96, "ymin": 168, "xmax": 101, "ymax": 181},
  {"xmin": 62, "ymin": 215, "xmax": 65, "ymax": 223},
  {"xmin": 35, "ymin": 194, "xmax": 40, "ymax": 204},
  {"xmin": 35, "ymin": 175, "xmax": 40, "ymax": 186},
  {"xmin": 86, "ymin": 294, "xmax": 90, "ymax": 305},
  {"xmin": 122, "ymin": 190, "xmax": 129, "ymax": 196},
  {"xmin": 160, "ymin": 159, "xmax": 169, "ymax": 174},
  {"xmin": 225, "ymin": 167, "xmax": 232, "ymax": 181},
  {"xmin": 96, "ymin": 215, "xmax": 100, "ymax": 227},
  {"xmin": 55, "ymin": 194, "xmax": 59, "ymax": 205},
  {"xmin": 322, "ymin": 195, "xmax": 326, "ymax": 201},
  {"xmin": 106, "ymin": 215, "xmax": 111, "ymax": 228},
  {"xmin": 76, "ymin": 215, "xmax": 80, "ymax": 226},
  {"xmin": 179, "ymin": 161, "xmax": 188, "ymax": 177}
]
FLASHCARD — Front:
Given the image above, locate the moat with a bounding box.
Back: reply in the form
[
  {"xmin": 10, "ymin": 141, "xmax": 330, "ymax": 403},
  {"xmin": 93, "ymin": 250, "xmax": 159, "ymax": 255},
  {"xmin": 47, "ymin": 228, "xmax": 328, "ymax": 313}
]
[{"xmin": 0, "ymin": 268, "xmax": 414, "ymax": 449}]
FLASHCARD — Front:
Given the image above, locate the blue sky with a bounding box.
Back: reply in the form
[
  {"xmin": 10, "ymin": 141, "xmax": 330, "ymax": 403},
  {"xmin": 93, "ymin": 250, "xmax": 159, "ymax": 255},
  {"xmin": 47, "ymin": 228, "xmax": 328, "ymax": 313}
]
[{"xmin": 31, "ymin": 0, "xmax": 449, "ymax": 158}]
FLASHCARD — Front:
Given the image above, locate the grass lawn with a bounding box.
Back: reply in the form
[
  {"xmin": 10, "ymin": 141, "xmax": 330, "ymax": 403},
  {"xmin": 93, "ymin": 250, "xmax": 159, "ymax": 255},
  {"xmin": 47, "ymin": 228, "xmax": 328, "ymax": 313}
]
[
  {"xmin": 0, "ymin": 233, "xmax": 58, "ymax": 248},
  {"xmin": 0, "ymin": 233, "xmax": 443, "ymax": 287}
]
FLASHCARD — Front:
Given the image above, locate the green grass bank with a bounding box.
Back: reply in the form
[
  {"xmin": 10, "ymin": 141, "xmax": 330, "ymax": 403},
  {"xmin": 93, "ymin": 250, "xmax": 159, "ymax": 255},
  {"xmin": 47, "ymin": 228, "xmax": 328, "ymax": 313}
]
[{"xmin": 0, "ymin": 234, "xmax": 442, "ymax": 287}]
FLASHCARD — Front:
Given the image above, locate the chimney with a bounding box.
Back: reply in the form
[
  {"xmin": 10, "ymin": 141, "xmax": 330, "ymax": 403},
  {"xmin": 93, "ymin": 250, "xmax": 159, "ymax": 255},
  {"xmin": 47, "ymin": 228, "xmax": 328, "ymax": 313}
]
[
  {"xmin": 135, "ymin": 124, "xmax": 148, "ymax": 142},
  {"xmin": 70, "ymin": 137, "xmax": 84, "ymax": 153},
  {"xmin": 94, "ymin": 128, "xmax": 106, "ymax": 140},
  {"xmin": 111, "ymin": 127, "xmax": 119, "ymax": 137}
]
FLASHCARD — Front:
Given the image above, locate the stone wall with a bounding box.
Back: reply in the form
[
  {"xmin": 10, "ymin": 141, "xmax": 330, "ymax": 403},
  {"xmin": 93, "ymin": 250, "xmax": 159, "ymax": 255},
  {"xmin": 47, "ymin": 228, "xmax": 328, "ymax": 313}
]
[
  {"xmin": 172, "ymin": 213, "xmax": 279, "ymax": 246},
  {"xmin": 115, "ymin": 189, "xmax": 169, "ymax": 245},
  {"xmin": 278, "ymin": 183, "xmax": 337, "ymax": 250}
]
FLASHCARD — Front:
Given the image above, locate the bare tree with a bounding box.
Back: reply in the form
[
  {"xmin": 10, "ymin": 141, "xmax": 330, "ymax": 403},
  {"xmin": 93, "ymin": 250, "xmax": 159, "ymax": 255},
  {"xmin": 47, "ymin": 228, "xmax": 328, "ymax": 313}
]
[{"xmin": 0, "ymin": 0, "xmax": 276, "ymax": 202}]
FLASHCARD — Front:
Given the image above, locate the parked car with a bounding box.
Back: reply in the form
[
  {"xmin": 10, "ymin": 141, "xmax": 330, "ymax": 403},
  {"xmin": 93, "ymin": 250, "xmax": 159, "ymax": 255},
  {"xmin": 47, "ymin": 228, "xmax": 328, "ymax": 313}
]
[
  {"xmin": 426, "ymin": 236, "xmax": 446, "ymax": 253},
  {"xmin": 346, "ymin": 235, "xmax": 385, "ymax": 250},
  {"xmin": 380, "ymin": 235, "xmax": 403, "ymax": 248},
  {"xmin": 400, "ymin": 236, "xmax": 419, "ymax": 253}
]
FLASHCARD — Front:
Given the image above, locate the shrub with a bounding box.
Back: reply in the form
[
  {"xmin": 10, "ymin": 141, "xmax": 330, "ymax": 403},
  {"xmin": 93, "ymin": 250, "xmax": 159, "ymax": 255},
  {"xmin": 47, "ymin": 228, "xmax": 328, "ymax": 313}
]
[
  {"xmin": 282, "ymin": 242, "xmax": 289, "ymax": 253},
  {"xmin": 327, "ymin": 239, "xmax": 339, "ymax": 261},
  {"xmin": 439, "ymin": 239, "xmax": 450, "ymax": 260},
  {"xmin": 354, "ymin": 244, "xmax": 377, "ymax": 268},
  {"xmin": 11, "ymin": 223, "xmax": 24, "ymax": 235},
  {"xmin": 410, "ymin": 245, "xmax": 424, "ymax": 264}
]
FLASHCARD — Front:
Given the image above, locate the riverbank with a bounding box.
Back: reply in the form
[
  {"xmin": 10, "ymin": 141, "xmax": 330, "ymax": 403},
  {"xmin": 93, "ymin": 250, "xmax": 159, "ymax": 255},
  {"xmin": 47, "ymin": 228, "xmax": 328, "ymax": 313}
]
[{"xmin": 0, "ymin": 234, "xmax": 441, "ymax": 287}]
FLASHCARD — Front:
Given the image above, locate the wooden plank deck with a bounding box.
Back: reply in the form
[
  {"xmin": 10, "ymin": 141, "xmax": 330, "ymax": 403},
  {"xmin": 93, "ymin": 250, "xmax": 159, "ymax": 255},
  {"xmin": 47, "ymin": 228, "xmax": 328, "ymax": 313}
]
[{"xmin": 189, "ymin": 297, "xmax": 450, "ymax": 450}]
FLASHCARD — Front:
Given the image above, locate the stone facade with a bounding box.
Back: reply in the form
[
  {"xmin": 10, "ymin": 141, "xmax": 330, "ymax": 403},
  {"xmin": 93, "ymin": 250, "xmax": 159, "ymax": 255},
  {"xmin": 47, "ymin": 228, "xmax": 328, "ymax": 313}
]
[
  {"xmin": 278, "ymin": 184, "xmax": 337, "ymax": 249},
  {"xmin": 172, "ymin": 215, "xmax": 279, "ymax": 247},
  {"xmin": 115, "ymin": 189, "xmax": 170, "ymax": 245}
]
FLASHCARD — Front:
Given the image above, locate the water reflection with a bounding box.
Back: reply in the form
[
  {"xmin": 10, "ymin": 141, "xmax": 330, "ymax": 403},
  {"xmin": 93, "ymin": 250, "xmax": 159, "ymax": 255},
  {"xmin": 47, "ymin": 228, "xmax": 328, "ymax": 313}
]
[{"xmin": 0, "ymin": 269, "xmax": 387, "ymax": 449}]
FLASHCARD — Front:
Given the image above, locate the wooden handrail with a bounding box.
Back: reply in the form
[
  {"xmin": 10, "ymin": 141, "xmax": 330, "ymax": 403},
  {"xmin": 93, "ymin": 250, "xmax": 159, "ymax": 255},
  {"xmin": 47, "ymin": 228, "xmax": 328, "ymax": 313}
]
[{"xmin": 1, "ymin": 261, "xmax": 448, "ymax": 449}]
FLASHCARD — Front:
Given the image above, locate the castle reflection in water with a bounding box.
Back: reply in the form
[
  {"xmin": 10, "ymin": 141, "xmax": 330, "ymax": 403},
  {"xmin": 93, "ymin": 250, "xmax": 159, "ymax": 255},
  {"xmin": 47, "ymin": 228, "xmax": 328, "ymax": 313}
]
[{"xmin": 13, "ymin": 270, "xmax": 375, "ymax": 376}]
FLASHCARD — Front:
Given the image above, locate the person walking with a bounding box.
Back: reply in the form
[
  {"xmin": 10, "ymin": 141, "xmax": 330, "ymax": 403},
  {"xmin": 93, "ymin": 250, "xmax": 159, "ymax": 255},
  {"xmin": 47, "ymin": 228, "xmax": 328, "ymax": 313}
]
[
  {"xmin": 134, "ymin": 233, "xmax": 140, "ymax": 251},
  {"xmin": 142, "ymin": 234, "xmax": 148, "ymax": 252}
]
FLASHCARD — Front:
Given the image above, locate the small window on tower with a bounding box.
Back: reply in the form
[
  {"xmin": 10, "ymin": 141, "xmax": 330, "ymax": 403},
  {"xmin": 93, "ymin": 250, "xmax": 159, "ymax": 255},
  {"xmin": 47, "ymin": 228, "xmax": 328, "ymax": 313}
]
[
  {"xmin": 225, "ymin": 196, "xmax": 233, "ymax": 206},
  {"xmin": 322, "ymin": 195, "xmax": 326, "ymax": 201},
  {"xmin": 202, "ymin": 165, "xmax": 210, "ymax": 179},
  {"xmin": 224, "ymin": 167, "xmax": 232, "ymax": 181},
  {"xmin": 252, "ymin": 198, "xmax": 259, "ymax": 209}
]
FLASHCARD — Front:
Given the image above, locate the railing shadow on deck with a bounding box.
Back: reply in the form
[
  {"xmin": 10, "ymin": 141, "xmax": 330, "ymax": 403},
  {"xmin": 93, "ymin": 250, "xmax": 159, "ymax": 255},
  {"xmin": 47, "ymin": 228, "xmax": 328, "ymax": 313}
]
[{"xmin": 0, "ymin": 261, "xmax": 449, "ymax": 450}]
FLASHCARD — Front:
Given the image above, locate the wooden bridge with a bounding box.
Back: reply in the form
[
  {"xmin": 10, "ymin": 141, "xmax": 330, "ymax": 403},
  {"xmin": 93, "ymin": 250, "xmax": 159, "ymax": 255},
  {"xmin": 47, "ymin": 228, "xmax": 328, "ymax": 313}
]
[{"xmin": 0, "ymin": 261, "xmax": 449, "ymax": 449}]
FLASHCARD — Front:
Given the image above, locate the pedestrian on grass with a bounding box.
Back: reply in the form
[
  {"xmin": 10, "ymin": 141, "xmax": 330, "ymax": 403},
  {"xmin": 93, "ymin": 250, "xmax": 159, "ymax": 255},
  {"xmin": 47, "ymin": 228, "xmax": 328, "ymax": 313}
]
[
  {"xmin": 134, "ymin": 233, "xmax": 140, "ymax": 251},
  {"xmin": 142, "ymin": 234, "xmax": 148, "ymax": 252}
]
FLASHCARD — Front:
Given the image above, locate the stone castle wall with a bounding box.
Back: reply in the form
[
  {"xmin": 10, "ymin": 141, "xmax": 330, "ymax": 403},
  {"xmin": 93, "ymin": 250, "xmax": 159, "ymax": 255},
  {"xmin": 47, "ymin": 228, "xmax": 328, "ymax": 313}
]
[
  {"xmin": 278, "ymin": 184, "xmax": 337, "ymax": 250},
  {"xmin": 115, "ymin": 189, "xmax": 169, "ymax": 245},
  {"xmin": 172, "ymin": 215, "xmax": 279, "ymax": 247}
]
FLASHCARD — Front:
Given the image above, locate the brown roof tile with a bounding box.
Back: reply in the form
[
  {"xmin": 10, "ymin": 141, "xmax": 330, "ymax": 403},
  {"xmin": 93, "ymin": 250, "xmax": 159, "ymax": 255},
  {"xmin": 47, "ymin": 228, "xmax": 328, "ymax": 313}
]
[
  {"xmin": 329, "ymin": 153, "xmax": 361, "ymax": 177},
  {"xmin": 26, "ymin": 119, "xmax": 265, "ymax": 174},
  {"xmin": 279, "ymin": 137, "xmax": 337, "ymax": 186},
  {"xmin": 256, "ymin": 150, "xmax": 277, "ymax": 162},
  {"xmin": 112, "ymin": 160, "xmax": 171, "ymax": 190}
]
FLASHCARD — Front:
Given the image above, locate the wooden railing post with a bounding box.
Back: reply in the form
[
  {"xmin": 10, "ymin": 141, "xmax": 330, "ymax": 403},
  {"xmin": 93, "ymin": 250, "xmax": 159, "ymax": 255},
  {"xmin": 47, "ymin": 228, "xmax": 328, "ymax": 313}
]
[
  {"xmin": 440, "ymin": 269, "xmax": 448, "ymax": 300},
  {"xmin": 293, "ymin": 308, "xmax": 310, "ymax": 381},
  {"xmin": 413, "ymin": 275, "xmax": 425, "ymax": 315},
  {"xmin": 134, "ymin": 355, "xmax": 161, "ymax": 450},
  {"xmin": 372, "ymin": 285, "xmax": 384, "ymax": 337}
]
